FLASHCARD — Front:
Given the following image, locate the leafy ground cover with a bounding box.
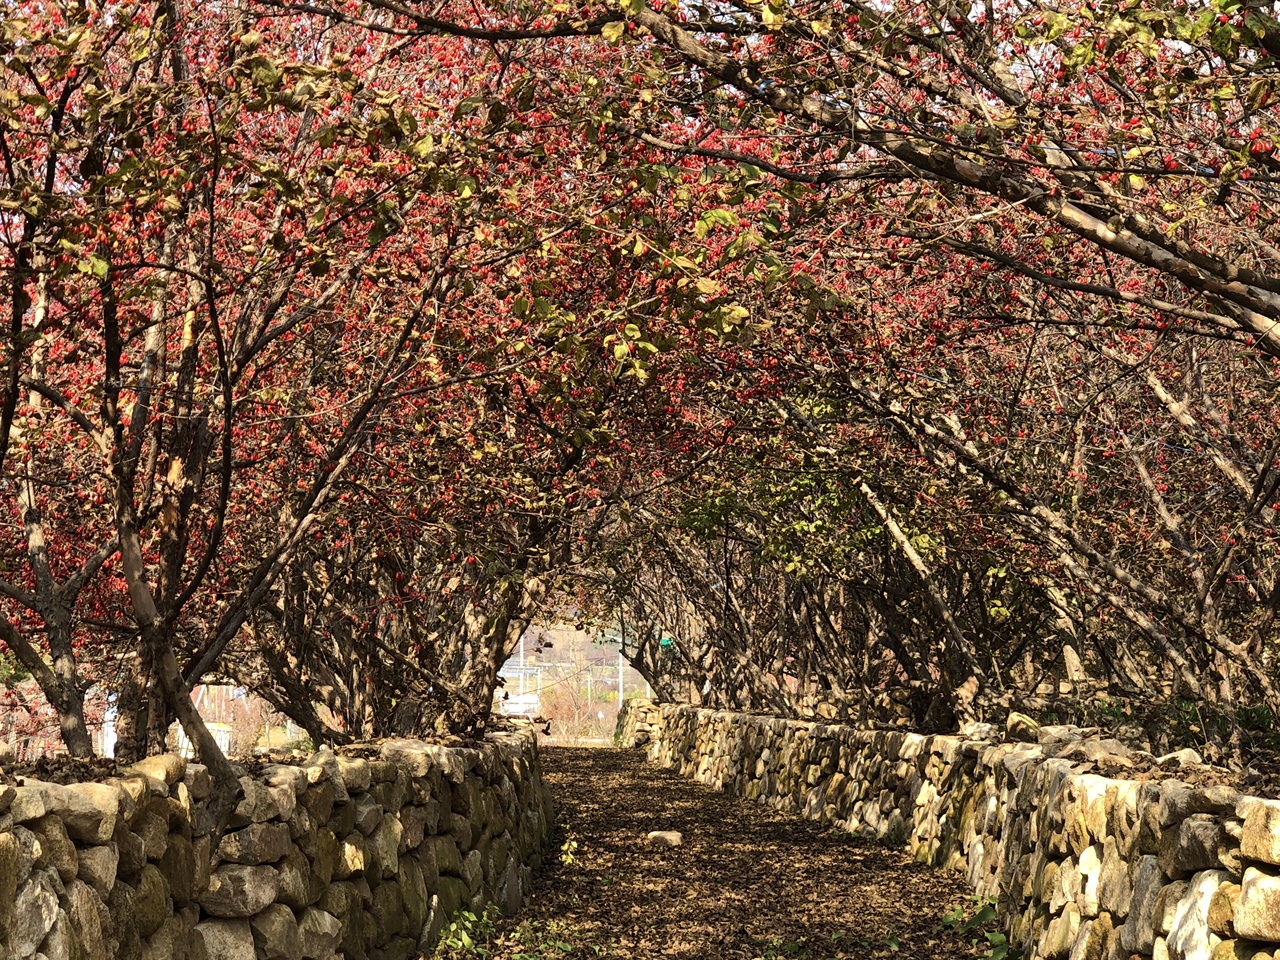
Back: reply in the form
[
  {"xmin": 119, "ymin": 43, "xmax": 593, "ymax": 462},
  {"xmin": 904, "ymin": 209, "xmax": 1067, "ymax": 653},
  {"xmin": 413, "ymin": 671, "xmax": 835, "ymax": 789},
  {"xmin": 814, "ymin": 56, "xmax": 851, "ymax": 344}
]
[{"xmin": 438, "ymin": 747, "xmax": 1006, "ymax": 960}]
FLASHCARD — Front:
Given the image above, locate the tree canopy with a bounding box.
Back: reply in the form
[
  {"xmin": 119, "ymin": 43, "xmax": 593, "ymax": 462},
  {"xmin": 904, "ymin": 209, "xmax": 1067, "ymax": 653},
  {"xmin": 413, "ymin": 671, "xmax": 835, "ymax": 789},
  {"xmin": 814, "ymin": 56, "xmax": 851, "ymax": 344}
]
[{"xmin": 3, "ymin": 0, "xmax": 1280, "ymax": 794}]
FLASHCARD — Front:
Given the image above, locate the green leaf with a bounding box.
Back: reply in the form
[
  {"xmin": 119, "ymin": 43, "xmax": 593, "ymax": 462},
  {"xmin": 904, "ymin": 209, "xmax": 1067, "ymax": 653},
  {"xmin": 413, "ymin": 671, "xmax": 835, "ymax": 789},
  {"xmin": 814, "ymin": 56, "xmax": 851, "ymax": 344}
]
[
  {"xmin": 602, "ymin": 20, "xmax": 626, "ymax": 43},
  {"xmin": 78, "ymin": 254, "xmax": 109, "ymax": 278}
]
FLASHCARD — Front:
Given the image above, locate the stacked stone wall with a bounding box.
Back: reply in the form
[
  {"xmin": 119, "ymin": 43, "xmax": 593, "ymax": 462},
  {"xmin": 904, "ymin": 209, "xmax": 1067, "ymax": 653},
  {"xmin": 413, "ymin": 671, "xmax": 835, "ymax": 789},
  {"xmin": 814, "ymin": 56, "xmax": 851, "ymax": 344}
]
[
  {"xmin": 0, "ymin": 727, "xmax": 554, "ymax": 960},
  {"xmin": 618, "ymin": 699, "xmax": 1280, "ymax": 960}
]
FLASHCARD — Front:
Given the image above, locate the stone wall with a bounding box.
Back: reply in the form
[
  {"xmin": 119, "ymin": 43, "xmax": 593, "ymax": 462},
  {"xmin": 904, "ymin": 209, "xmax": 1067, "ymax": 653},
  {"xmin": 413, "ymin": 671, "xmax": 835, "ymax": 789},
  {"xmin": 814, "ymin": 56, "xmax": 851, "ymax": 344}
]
[
  {"xmin": 0, "ymin": 728, "xmax": 554, "ymax": 960},
  {"xmin": 618, "ymin": 699, "xmax": 1280, "ymax": 960}
]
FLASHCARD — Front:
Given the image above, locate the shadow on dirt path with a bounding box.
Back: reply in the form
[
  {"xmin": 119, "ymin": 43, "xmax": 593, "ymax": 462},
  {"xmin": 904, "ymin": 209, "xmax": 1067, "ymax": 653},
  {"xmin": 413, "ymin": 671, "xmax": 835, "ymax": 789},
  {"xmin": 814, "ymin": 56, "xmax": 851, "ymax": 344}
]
[{"xmin": 472, "ymin": 747, "xmax": 999, "ymax": 960}]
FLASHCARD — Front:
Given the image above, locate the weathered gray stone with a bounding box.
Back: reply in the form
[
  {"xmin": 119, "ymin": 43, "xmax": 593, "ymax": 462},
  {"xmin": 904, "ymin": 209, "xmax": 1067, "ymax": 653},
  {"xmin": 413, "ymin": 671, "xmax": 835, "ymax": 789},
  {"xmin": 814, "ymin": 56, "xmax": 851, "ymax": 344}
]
[
  {"xmin": 218, "ymin": 821, "xmax": 291, "ymax": 865},
  {"xmin": 1067, "ymin": 911, "xmax": 1111, "ymax": 960},
  {"xmin": 1160, "ymin": 783, "xmax": 1239, "ymax": 828},
  {"xmin": 335, "ymin": 835, "xmax": 366, "ymax": 879},
  {"xmin": 1007, "ymin": 712, "xmax": 1041, "ymax": 743},
  {"xmin": 397, "ymin": 857, "xmax": 429, "ymax": 935},
  {"xmin": 372, "ymin": 881, "xmax": 406, "ymax": 944},
  {"xmin": 1236, "ymin": 865, "xmax": 1280, "ymax": 941},
  {"xmin": 433, "ymin": 835, "xmax": 464, "ymax": 878},
  {"xmin": 250, "ymin": 903, "xmax": 303, "ymax": 960},
  {"xmin": 183, "ymin": 764, "xmax": 212, "ymax": 802},
  {"xmin": 327, "ymin": 800, "xmax": 357, "ymax": 837},
  {"xmin": 367, "ymin": 815, "xmax": 402, "ymax": 879},
  {"xmin": 141, "ymin": 907, "xmax": 197, "ymax": 960},
  {"xmin": 65, "ymin": 782, "xmax": 122, "ymax": 843},
  {"xmin": 77, "ymin": 842, "xmax": 119, "ymax": 897},
  {"xmin": 1159, "ymin": 749, "xmax": 1205, "ymax": 769},
  {"xmin": 352, "ymin": 792, "xmax": 382, "ymax": 836},
  {"xmin": 1168, "ymin": 869, "xmax": 1229, "ymax": 960},
  {"xmin": 192, "ymin": 919, "xmax": 255, "ymax": 960},
  {"xmin": 399, "ymin": 805, "xmax": 427, "ymax": 852},
  {"xmin": 30, "ymin": 815, "xmax": 77, "ymax": 883},
  {"xmin": 9, "ymin": 786, "xmax": 48, "ymax": 824},
  {"xmin": 1161, "ymin": 815, "xmax": 1224, "ymax": 878},
  {"xmin": 1120, "ymin": 856, "xmax": 1165, "ymax": 954},
  {"xmin": 960, "ymin": 721, "xmax": 999, "ymax": 740},
  {"xmin": 64, "ymin": 879, "xmax": 106, "ymax": 960},
  {"xmin": 129, "ymin": 755, "xmax": 186, "ymax": 786},
  {"xmin": 0, "ymin": 828, "xmax": 20, "ymax": 913},
  {"xmin": 1208, "ymin": 940, "xmax": 1275, "ymax": 960},
  {"xmin": 13, "ymin": 781, "xmax": 117, "ymax": 842},
  {"xmin": 40, "ymin": 908, "xmax": 75, "ymax": 960},
  {"xmin": 308, "ymin": 827, "xmax": 338, "ymax": 898},
  {"xmin": 134, "ymin": 863, "xmax": 172, "ymax": 939},
  {"xmin": 336, "ymin": 757, "xmax": 371, "ymax": 794},
  {"xmin": 230, "ymin": 779, "xmax": 280, "ymax": 827},
  {"xmin": 135, "ymin": 809, "xmax": 169, "ymax": 863},
  {"xmin": 498, "ymin": 854, "xmax": 523, "ymax": 916},
  {"xmin": 199, "ymin": 864, "xmax": 280, "ymax": 918},
  {"xmin": 113, "ymin": 817, "xmax": 146, "ymax": 884},
  {"xmin": 193, "ymin": 834, "xmax": 212, "ymax": 899},
  {"xmin": 297, "ymin": 907, "xmax": 342, "ymax": 960},
  {"xmin": 1208, "ymin": 881, "xmax": 1240, "ymax": 937},
  {"xmin": 1240, "ymin": 799, "xmax": 1280, "ymax": 868},
  {"xmin": 380, "ymin": 740, "xmax": 472, "ymax": 784},
  {"xmin": 448, "ymin": 812, "xmax": 472, "ymax": 851},
  {"xmin": 276, "ymin": 843, "xmax": 311, "ymax": 910},
  {"xmin": 159, "ymin": 833, "xmax": 196, "ymax": 904},
  {"xmin": 303, "ymin": 750, "xmax": 349, "ymax": 804},
  {"xmin": 647, "ymin": 830, "xmax": 683, "ymax": 847},
  {"xmin": 1041, "ymin": 901, "xmax": 1081, "ymax": 958},
  {"xmin": 13, "ymin": 869, "xmax": 60, "ymax": 959}
]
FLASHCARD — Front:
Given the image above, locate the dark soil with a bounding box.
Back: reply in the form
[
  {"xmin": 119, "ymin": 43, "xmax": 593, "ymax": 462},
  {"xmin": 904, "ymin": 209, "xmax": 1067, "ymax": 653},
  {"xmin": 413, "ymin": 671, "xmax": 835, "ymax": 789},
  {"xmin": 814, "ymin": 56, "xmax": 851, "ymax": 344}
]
[{"xmin": 471, "ymin": 747, "xmax": 999, "ymax": 960}]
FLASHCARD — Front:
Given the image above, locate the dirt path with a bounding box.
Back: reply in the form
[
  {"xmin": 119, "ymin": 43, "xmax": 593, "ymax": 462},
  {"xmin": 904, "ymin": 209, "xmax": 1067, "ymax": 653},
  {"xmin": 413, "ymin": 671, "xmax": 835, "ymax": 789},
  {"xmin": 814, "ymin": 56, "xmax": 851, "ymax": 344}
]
[{"xmin": 471, "ymin": 747, "xmax": 1000, "ymax": 960}]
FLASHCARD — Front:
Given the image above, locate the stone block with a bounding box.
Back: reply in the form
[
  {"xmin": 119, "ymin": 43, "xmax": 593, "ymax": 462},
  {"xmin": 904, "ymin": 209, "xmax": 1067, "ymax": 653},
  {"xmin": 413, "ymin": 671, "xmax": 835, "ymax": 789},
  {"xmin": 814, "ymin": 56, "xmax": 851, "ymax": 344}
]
[
  {"xmin": 64, "ymin": 878, "xmax": 107, "ymax": 960},
  {"xmin": 193, "ymin": 919, "xmax": 255, "ymax": 960},
  {"xmin": 277, "ymin": 843, "xmax": 312, "ymax": 910},
  {"xmin": 297, "ymin": 907, "xmax": 342, "ymax": 960},
  {"xmin": 218, "ymin": 822, "xmax": 291, "ymax": 865},
  {"xmin": 1236, "ymin": 865, "xmax": 1280, "ymax": 941},
  {"xmin": 367, "ymin": 815, "xmax": 402, "ymax": 880},
  {"xmin": 31, "ymin": 814, "xmax": 78, "ymax": 883},
  {"xmin": 336, "ymin": 836, "xmax": 366, "ymax": 879},
  {"xmin": 1209, "ymin": 882, "xmax": 1241, "ymax": 937},
  {"xmin": 1161, "ymin": 815, "xmax": 1224, "ymax": 878},
  {"xmin": 230, "ymin": 779, "xmax": 280, "ymax": 827},
  {"xmin": 1119, "ymin": 856, "xmax": 1165, "ymax": 954},
  {"xmin": 0, "ymin": 831, "xmax": 19, "ymax": 931},
  {"xmin": 40, "ymin": 908, "xmax": 75, "ymax": 960},
  {"xmin": 336, "ymin": 758, "xmax": 371, "ymax": 794},
  {"xmin": 135, "ymin": 809, "xmax": 169, "ymax": 863},
  {"xmin": 134, "ymin": 862, "xmax": 172, "ymax": 939},
  {"xmin": 1208, "ymin": 940, "xmax": 1277, "ymax": 960},
  {"xmin": 1168, "ymin": 869, "xmax": 1229, "ymax": 960},
  {"xmin": 78, "ymin": 841, "xmax": 119, "ymax": 897},
  {"xmin": 1241, "ymin": 800, "xmax": 1280, "ymax": 868},
  {"xmin": 352, "ymin": 793, "xmax": 382, "ymax": 836},
  {"xmin": 303, "ymin": 750, "xmax": 349, "ymax": 804},
  {"xmin": 183, "ymin": 764, "xmax": 212, "ymax": 802},
  {"xmin": 159, "ymin": 834, "xmax": 196, "ymax": 904},
  {"xmin": 12, "ymin": 868, "xmax": 60, "ymax": 958},
  {"xmin": 199, "ymin": 864, "xmax": 280, "ymax": 918},
  {"xmin": 250, "ymin": 903, "xmax": 303, "ymax": 960},
  {"xmin": 129, "ymin": 755, "xmax": 186, "ymax": 786}
]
